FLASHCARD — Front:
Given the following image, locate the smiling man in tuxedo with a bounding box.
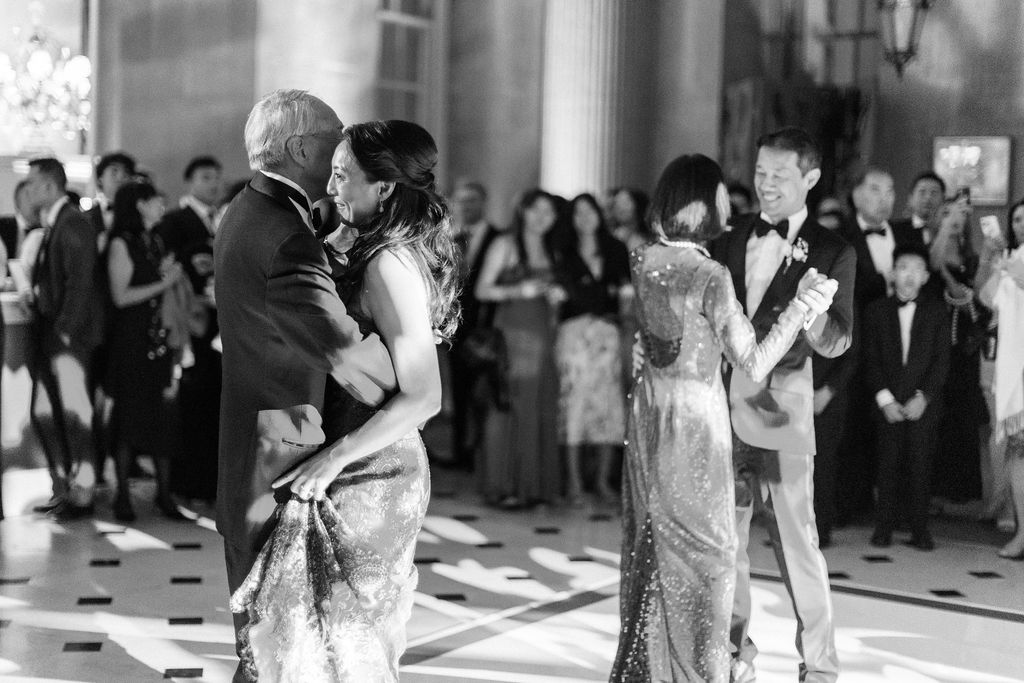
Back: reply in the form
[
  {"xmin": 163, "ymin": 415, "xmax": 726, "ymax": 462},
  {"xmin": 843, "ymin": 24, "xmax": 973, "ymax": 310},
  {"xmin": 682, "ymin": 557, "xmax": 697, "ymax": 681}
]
[{"xmin": 712, "ymin": 127, "xmax": 855, "ymax": 683}]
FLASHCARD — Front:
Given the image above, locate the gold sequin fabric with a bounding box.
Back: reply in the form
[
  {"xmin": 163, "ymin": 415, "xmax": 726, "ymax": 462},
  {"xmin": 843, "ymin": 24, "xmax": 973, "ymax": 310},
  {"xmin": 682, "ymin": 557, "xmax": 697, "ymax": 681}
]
[
  {"xmin": 230, "ymin": 431, "xmax": 430, "ymax": 682},
  {"xmin": 611, "ymin": 245, "xmax": 806, "ymax": 682}
]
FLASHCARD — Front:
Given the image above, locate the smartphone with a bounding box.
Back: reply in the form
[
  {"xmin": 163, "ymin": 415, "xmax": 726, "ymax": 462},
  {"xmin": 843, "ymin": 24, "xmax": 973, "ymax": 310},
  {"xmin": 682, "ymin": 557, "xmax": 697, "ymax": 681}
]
[{"xmin": 980, "ymin": 215, "xmax": 1001, "ymax": 240}]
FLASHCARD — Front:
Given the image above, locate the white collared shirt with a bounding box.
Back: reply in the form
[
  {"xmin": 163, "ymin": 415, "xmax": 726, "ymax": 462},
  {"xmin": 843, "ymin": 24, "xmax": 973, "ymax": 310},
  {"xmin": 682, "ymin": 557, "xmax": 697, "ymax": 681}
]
[
  {"xmin": 745, "ymin": 205, "xmax": 808, "ymax": 314},
  {"xmin": 459, "ymin": 219, "xmax": 491, "ymax": 270},
  {"xmin": 180, "ymin": 194, "xmax": 219, "ymax": 234},
  {"xmin": 260, "ymin": 170, "xmax": 315, "ymax": 232},
  {"xmin": 911, "ymin": 213, "xmax": 931, "ymax": 245},
  {"xmin": 875, "ymin": 297, "xmax": 917, "ymax": 407},
  {"xmin": 858, "ymin": 213, "xmax": 895, "ymax": 283}
]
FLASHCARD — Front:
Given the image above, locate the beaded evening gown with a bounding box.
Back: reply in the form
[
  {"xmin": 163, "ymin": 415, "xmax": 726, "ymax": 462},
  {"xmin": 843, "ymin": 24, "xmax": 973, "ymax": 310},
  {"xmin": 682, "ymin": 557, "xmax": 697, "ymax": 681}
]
[
  {"xmin": 611, "ymin": 243, "xmax": 807, "ymax": 682},
  {"xmin": 230, "ymin": 267, "xmax": 430, "ymax": 682}
]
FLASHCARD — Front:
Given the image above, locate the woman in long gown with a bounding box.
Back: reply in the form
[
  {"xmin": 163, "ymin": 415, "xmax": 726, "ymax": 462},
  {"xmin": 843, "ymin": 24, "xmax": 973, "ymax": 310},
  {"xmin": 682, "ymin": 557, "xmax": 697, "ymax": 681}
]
[
  {"xmin": 475, "ymin": 189, "xmax": 565, "ymax": 508},
  {"xmin": 231, "ymin": 120, "xmax": 459, "ymax": 682},
  {"xmin": 611, "ymin": 154, "xmax": 834, "ymax": 682}
]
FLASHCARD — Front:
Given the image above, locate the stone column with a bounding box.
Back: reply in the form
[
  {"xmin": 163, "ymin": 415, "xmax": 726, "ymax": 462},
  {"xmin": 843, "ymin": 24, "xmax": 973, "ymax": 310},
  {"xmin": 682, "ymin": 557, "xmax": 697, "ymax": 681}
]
[{"xmin": 539, "ymin": 0, "xmax": 653, "ymax": 197}]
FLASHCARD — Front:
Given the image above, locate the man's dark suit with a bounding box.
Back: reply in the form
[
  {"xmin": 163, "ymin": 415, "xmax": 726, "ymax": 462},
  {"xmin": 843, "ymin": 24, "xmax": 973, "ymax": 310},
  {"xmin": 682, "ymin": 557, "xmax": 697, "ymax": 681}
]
[
  {"xmin": 214, "ymin": 172, "xmax": 394, "ymax": 670},
  {"xmin": 863, "ymin": 295, "xmax": 950, "ymax": 536},
  {"xmin": 31, "ymin": 200, "xmax": 106, "ymax": 503},
  {"xmin": 450, "ymin": 223, "xmax": 500, "ymax": 466},
  {"xmin": 713, "ymin": 212, "xmax": 855, "ymax": 680},
  {"xmin": 158, "ymin": 204, "xmax": 211, "ymax": 259},
  {"xmin": 836, "ymin": 216, "xmax": 924, "ymax": 523},
  {"xmin": 0, "ymin": 216, "xmax": 19, "ymax": 257}
]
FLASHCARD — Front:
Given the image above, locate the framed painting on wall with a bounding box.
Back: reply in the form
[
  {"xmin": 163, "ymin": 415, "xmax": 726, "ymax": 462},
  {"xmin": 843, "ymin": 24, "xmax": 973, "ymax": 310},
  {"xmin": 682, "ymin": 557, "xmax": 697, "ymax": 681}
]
[{"xmin": 933, "ymin": 136, "xmax": 1012, "ymax": 206}]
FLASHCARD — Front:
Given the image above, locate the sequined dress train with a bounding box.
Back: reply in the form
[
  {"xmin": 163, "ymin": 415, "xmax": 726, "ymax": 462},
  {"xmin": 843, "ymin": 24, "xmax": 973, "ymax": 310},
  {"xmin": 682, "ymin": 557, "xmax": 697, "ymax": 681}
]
[
  {"xmin": 610, "ymin": 244, "xmax": 807, "ymax": 682},
  {"xmin": 230, "ymin": 313, "xmax": 430, "ymax": 683}
]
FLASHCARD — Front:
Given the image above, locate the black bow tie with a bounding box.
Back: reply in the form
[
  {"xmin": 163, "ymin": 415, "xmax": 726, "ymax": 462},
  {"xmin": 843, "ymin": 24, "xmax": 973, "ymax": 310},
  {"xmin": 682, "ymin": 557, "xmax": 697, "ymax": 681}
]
[
  {"xmin": 755, "ymin": 217, "xmax": 788, "ymax": 239},
  {"xmin": 897, "ymin": 297, "xmax": 916, "ymax": 307},
  {"xmin": 863, "ymin": 226, "xmax": 886, "ymax": 237}
]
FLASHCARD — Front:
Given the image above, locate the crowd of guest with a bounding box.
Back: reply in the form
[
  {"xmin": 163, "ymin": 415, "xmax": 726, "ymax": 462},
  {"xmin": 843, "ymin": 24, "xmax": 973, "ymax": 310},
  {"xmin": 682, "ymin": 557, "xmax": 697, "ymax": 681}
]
[
  {"xmin": 0, "ymin": 152, "xmax": 222, "ymax": 522},
  {"xmin": 1, "ymin": 144, "xmax": 1023, "ymax": 560},
  {"xmin": 448, "ymin": 167, "xmax": 1024, "ymax": 559}
]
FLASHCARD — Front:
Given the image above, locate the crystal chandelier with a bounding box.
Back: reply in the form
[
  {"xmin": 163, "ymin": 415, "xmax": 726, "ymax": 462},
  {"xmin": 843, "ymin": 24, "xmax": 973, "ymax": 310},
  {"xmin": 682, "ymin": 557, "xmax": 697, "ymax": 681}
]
[{"xmin": 0, "ymin": 1, "xmax": 92, "ymax": 151}]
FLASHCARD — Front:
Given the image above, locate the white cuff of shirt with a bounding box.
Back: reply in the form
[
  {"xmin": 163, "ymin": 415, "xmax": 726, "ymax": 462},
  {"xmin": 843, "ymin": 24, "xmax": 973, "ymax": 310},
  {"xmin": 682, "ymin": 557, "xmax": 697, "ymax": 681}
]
[{"xmin": 875, "ymin": 389, "xmax": 897, "ymax": 408}]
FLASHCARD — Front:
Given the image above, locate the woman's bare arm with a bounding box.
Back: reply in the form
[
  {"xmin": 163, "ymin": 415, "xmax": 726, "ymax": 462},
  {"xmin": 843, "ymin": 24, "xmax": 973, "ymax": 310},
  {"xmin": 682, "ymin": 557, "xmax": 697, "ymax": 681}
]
[{"xmin": 274, "ymin": 248, "xmax": 440, "ymax": 500}]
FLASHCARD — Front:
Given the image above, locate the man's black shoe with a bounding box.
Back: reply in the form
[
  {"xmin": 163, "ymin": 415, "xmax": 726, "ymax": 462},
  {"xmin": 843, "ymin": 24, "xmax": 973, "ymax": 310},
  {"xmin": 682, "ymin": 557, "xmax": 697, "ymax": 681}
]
[
  {"xmin": 909, "ymin": 531, "xmax": 935, "ymax": 551},
  {"xmin": 51, "ymin": 501, "xmax": 95, "ymax": 521},
  {"xmin": 869, "ymin": 528, "xmax": 892, "ymax": 547},
  {"xmin": 33, "ymin": 496, "xmax": 65, "ymax": 513}
]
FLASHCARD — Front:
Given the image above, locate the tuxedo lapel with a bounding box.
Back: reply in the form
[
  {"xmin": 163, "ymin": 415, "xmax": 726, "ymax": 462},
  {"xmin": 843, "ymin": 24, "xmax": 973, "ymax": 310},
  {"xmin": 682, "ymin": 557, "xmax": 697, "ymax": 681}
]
[
  {"xmin": 249, "ymin": 173, "xmax": 311, "ymax": 221},
  {"xmin": 886, "ymin": 299, "xmax": 903, "ymax": 368},
  {"xmin": 724, "ymin": 217, "xmax": 753, "ymax": 312},
  {"xmin": 752, "ymin": 221, "xmax": 823, "ymax": 322}
]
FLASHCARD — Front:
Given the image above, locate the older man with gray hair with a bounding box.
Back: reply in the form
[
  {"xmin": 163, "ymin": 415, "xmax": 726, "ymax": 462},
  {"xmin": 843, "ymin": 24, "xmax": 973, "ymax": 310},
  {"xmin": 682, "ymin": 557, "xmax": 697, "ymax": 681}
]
[{"xmin": 214, "ymin": 89, "xmax": 394, "ymax": 681}]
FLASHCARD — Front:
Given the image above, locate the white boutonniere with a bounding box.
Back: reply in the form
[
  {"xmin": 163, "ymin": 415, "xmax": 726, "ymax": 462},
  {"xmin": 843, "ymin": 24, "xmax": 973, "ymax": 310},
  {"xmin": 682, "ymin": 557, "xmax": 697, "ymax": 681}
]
[{"xmin": 785, "ymin": 237, "xmax": 809, "ymax": 269}]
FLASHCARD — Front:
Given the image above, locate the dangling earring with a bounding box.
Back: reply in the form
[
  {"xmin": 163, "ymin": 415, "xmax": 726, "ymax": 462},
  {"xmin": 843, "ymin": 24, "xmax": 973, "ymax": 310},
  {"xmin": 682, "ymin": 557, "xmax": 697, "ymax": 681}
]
[{"xmin": 377, "ymin": 196, "xmax": 385, "ymax": 214}]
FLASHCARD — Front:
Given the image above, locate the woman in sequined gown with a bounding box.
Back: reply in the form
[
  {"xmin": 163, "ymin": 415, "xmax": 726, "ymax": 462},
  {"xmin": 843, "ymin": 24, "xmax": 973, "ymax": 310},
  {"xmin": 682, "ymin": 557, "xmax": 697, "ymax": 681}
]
[
  {"xmin": 611, "ymin": 155, "xmax": 835, "ymax": 682},
  {"xmin": 232, "ymin": 121, "xmax": 460, "ymax": 682}
]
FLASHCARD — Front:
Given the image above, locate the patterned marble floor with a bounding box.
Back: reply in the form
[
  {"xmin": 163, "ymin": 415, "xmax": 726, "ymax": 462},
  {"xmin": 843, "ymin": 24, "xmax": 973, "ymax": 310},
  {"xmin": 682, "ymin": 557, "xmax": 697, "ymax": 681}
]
[{"xmin": 2, "ymin": 466, "xmax": 1024, "ymax": 682}]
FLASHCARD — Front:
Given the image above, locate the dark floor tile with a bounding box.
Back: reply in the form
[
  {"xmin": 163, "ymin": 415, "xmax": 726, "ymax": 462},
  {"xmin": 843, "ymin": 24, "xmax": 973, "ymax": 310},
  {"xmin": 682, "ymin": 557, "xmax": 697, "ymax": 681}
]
[
  {"xmin": 969, "ymin": 571, "xmax": 1003, "ymax": 579},
  {"xmin": 569, "ymin": 555, "xmax": 594, "ymax": 562},
  {"xmin": 930, "ymin": 589, "xmax": 965, "ymax": 598},
  {"xmin": 475, "ymin": 541, "xmax": 503, "ymax": 548},
  {"xmin": 589, "ymin": 513, "xmax": 613, "ymax": 521},
  {"xmin": 172, "ymin": 542, "xmax": 202, "ymax": 550},
  {"xmin": 828, "ymin": 571, "xmax": 851, "ymax": 580},
  {"xmin": 63, "ymin": 642, "xmax": 102, "ymax": 652},
  {"xmin": 89, "ymin": 559, "xmax": 120, "ymax": 567},
  {"xmin": 434, "ymin": 593, "xmax": 466, "ymax": 601},
  {"xmin": 0, "ymin": 577, "xmax": 30, "ymax": 585},
  {"xmin": 97, "ymin": 529, "xmax": 125, "ymax": 535},
  {"xmin": 170, "ymin": 577, "xmax": 203, "ymax": 584},
  {"xmin": 534, "ymin": 527, "xmax": 560, "ymax": 534},
  {"xmin": 164, "ymin": 669, "xmax": 203, "ymax": 679},
  {"xmin": 507, "ymin": 575, "xmax": 533, "ymax": 580},
  {"xmin": 413, "ymin": 557, "xmax": 440, "ymax": 565},
  {"xmin": 77, "ymin": 597, "xmax": 112, "ymax": 605},
  {"xmin": 453, "ymin": 514, "xmax": 478, "ymax": 522},
  {"xmin": 433, "ymin": 490, "xmax": 456, "ymax": 499},
  {"xmin": 168, "ymin": 617, "xmax": 203, "ymax": 625},
  {"xmin": 862, "ymin": 555, "xmax": 893, "ymax": 563}
]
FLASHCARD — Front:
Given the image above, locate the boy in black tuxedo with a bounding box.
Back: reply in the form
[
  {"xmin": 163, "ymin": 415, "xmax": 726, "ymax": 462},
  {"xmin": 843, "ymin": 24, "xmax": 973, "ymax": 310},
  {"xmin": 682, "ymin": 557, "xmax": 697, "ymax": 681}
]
[{"xmin": 864, "ymin": 243, "xmax": 950, "ymax": 550}]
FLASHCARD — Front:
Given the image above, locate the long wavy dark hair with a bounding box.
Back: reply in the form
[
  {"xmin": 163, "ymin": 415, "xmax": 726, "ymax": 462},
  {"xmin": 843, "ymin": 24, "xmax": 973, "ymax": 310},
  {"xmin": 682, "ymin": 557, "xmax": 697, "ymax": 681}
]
[
  {"xmin": 552, "ymin": 193, "xmax": 620, "ymax": 261},
  {"xmin": 111, "ymin": 180, "xmax": 159, "ymax": 239},
  {"xmin": 337, "ymin": 120, "xmax": 461, "ymax": 341},
  {"xmin": 1007, "ymin": 197, "xmax": 1024, "ymax": 250},
  {"xmin": 509, "ymin": 188, "xmax": 560, "ymax": 266}
]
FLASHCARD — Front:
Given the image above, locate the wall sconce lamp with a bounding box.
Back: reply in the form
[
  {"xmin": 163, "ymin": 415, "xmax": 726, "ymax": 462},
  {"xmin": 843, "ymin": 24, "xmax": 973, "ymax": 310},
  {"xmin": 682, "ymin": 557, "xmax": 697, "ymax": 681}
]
[{"xmin": 877, "ymin": 0, "xmax": 932, "ymax": 78}]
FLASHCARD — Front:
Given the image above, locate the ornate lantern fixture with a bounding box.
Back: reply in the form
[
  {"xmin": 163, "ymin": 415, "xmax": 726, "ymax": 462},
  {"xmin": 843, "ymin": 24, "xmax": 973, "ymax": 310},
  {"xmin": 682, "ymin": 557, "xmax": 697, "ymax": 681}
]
[{"xmin": 877, "ymin": 0, "xmax": 932, "ymax": 78}]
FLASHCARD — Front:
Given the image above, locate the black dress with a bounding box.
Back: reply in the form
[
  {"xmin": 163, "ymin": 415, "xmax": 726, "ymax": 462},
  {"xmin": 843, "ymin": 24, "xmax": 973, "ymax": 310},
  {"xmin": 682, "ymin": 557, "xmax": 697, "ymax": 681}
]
[
  {"xmin": 105, "ymin": 231, "xmax": 174, "ymax": 456},
  {"xmin": 932, "ymin": 257, "xmax": 989, "ymax": 502}
]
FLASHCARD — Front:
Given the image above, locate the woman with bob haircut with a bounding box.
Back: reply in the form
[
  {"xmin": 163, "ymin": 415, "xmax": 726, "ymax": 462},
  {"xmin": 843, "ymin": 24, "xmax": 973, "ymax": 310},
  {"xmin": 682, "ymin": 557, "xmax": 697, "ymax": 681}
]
[{"xmin": 610, "ymin": 153, "xmax": 836, "ymax": 681}]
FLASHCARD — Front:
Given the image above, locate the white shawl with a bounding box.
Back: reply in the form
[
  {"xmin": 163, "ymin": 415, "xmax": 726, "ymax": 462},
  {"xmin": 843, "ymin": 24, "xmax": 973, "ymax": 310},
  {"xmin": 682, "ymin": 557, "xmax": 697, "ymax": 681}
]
[{"xmin": 993, "ymin": 246, "xmax": 1024, "ymax": 438}]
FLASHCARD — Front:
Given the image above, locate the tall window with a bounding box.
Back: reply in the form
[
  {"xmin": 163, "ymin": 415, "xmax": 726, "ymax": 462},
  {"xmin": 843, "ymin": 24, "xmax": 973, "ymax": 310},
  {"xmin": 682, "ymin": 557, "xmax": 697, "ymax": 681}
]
[
  {"xmin": 376, "ymin": 0, "xmax": 447, "ymax": 181},
  {"xmin": 377, "ymin": 0, "xmax": 439, "ymax": 122}
]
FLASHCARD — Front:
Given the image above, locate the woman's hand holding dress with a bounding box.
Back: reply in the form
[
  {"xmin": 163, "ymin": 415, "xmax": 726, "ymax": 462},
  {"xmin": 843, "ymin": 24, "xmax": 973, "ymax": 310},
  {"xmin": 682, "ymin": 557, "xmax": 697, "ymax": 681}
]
[{"xmin": 273, "ymin": 248, "xmax": 442, "ymax": 501}]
